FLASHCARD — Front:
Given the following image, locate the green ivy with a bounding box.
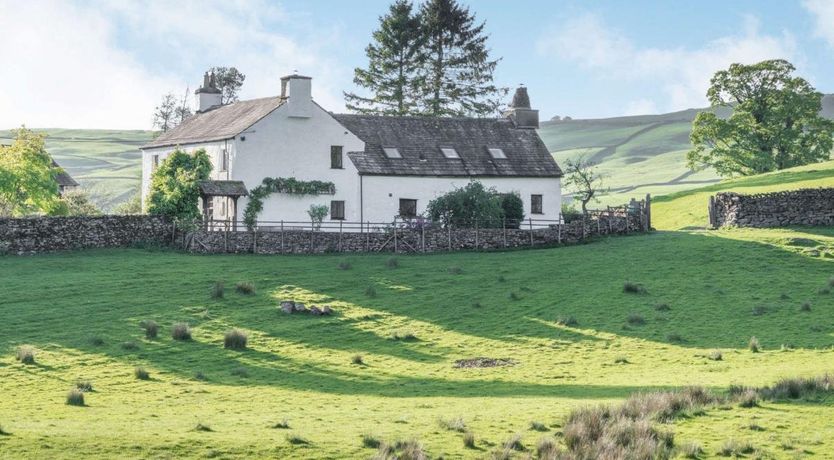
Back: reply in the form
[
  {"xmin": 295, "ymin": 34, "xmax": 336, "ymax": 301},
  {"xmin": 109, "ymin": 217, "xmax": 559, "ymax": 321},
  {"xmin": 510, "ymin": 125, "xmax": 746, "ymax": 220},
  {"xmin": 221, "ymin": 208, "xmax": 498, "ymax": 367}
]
[{"xmin": 243, "ymin": 177, "xmax": 336, "ymax": 229}]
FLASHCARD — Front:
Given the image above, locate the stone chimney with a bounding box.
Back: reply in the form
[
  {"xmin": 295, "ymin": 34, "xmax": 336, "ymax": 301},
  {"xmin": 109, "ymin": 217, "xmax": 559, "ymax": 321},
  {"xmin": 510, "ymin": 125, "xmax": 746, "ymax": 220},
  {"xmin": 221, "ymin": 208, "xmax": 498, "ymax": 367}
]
[
  {"xmin": 503, "ymin": 85, "xmax": 539, "ymax": 129},
  {"xmin": 195, "ymin": 72, "xmax": 222, "ymax": 112},
  {"xmin": 280, "ymin": 72, "xmax": 313, "ymax": 118}
]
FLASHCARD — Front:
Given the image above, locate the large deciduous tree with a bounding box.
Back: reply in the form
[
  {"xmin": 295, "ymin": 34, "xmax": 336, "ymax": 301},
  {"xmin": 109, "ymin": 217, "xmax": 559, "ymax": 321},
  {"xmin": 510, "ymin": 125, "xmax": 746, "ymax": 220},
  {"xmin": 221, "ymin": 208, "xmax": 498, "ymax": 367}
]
[
  {"xmin": 688, "ymin": 59, "xmax": 834, "ymax": 176},
  {"xmin": 418, "ymin": 0, "xmax": 506, "ymax": 117},
  {"xmin": 344, "ymin": 0, "xmax": 425, "ymax": 116},
  {"xmin": 209, "ymin": 67, "xmax": 246, "ymax": 105},
  {"xmin": 147, "ymin": 149, "xmax": 212, "ymax": 221},
  {"xmin": 0, "ymin": 127, "xmax": 64, "ymax": 217}
]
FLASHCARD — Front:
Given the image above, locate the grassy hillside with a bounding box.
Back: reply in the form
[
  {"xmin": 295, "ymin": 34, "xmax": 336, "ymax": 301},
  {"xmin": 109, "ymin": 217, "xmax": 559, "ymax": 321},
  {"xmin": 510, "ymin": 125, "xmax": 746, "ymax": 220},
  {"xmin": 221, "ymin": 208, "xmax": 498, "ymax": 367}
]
[
  {"xmin": 2, "ymin": 228, "xmax": 834, "ymax": 457},
  {"xmin": 654, "ymin": 160, "xmax": 834, "ymax": 230},
  {"xmin": 0, "ymin": 128, "xmax": 153, "ymax": 212}
]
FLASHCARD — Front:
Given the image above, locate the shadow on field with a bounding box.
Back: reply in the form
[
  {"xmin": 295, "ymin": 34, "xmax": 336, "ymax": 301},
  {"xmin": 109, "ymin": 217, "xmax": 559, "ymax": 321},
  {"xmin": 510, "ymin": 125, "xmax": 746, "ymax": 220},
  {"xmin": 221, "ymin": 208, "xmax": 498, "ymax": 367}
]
[{"xmin": 2, "ymin": 230, "xmax": 834, "ymax": 395}]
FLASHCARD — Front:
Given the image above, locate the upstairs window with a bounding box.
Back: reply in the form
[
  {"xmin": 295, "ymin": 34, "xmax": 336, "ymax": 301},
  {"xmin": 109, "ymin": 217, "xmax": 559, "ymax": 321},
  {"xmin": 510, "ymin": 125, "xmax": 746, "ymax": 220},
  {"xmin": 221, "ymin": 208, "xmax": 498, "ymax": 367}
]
[
  {"xmin": 383, "ymin": 147, "xmax": 401, "ymax": 159},
  {"xmin": 399, "ymin": 198, "xmax": 417, "ymax": 218},
  {"xmin": 331, "ymin": 145, "xmax": 343, "ymax": 169},
  {"xmin": 531, "ymin": 194, "xmax": 543, "ymax": 214},
  {"xmin": 330, "ymin": 200, "xmax": 345, "ymax": 220},
  {"xmin": 488, "ymin": 147, "xmax": 507, "ymax": 159},
  {"xmin": 440, "ymin": 147, "xmax": 459, "ymax": 159},
  {"xmin": 219, "ymin": 148, "xmax": 229, "ymax": 172}
]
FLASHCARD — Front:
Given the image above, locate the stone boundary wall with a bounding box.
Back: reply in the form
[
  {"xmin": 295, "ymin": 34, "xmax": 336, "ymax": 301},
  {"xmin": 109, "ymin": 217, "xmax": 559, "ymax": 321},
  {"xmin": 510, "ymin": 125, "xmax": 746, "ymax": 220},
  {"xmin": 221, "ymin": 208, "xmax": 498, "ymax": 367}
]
[
  {"xmin": 183, "ymin": 212, "xmax": 647, "ymax": 254},
  {"xmin": 709, "ymin": 188, "xmax": 834, "ymax": 228},
  {"xmin": 0, "ymin": 216, "xmax": 174, "ymax": 255}
]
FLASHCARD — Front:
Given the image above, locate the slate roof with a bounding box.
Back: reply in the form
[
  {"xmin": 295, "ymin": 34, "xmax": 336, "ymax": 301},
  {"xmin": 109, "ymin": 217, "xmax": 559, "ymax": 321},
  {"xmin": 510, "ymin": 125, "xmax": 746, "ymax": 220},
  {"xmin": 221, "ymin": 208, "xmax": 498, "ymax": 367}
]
[
  {"xmin": 198, "ymin": 180, "xmax": 249, "ymax": 197},
  {"xmin": 52, "ymin": 160, "xmax": 79, "ymax": 187},
  {"xmin": 332, "ymin": 114, "xmax": 562, "ymax": 178},
  {"xmin": 142, "ymin": 97, "xmax": 285, "ymax": 149}
]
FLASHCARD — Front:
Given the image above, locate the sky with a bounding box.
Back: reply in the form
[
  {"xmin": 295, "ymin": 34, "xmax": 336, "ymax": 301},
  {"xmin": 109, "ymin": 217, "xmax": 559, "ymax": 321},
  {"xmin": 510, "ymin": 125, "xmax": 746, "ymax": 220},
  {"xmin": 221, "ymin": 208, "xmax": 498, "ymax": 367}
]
[{"xmin": 1, "ymin": 0, "xmax": 833, "ymax": 130}]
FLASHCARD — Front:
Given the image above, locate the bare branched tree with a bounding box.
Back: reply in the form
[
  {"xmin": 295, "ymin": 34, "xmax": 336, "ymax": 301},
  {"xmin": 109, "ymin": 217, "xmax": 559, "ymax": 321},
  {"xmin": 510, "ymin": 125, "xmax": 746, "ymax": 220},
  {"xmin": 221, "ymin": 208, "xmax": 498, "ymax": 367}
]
[
  {"xmin": 152, "ymin": 94, "xmax": 178, "ymax": 133},
  {"xmin": 564, "ymin": 155, "xmax": 605, "ymax": 216}
]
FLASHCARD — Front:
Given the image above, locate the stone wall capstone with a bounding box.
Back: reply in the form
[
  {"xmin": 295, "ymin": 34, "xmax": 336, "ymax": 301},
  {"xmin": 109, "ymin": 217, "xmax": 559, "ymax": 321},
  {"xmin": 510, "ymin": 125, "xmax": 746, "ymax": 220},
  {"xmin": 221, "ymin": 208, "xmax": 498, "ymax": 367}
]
[
  {"xmin": 0, "ymin": 215, "xmax": 174, "ymax": 255},
  {"xmin": 710, "ymin": 188, "xmax": 834, "ymax": 228}
]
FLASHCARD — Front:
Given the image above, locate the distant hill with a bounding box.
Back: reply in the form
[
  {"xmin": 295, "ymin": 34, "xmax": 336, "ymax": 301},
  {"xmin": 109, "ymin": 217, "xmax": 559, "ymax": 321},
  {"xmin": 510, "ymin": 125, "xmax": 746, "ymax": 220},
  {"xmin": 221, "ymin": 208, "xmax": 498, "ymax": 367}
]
[
  {"xmin": 0, "ymin": 129, "xmax": 153, "ymax": 212},
  {"xmin": 541, "ymin": 94, "xmax": 834, "ymax": 206}
]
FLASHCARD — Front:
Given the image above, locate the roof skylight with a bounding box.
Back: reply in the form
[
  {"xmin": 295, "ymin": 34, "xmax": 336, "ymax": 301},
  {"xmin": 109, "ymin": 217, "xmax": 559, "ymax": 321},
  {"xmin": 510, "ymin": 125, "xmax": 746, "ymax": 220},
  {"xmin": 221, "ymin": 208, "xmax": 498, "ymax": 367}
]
[
  {"xmin": 488, "ymin": 148, "xmax": 507, "ymax": 159},
  {"xmin": 440, "ymin": 147, "xmax": 460, "ymax": 159},
  {"xmin": 383, "ymin": 147, "xmax": 402, "ymax": 159}
]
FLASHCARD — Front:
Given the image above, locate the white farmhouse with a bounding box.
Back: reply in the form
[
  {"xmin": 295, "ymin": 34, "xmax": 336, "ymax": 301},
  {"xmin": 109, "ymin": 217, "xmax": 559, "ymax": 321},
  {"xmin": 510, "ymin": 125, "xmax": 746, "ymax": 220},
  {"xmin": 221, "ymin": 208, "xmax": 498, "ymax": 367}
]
[{"xmin": 140, "ymin": 73, "xmax": 562, "ymax": 227}]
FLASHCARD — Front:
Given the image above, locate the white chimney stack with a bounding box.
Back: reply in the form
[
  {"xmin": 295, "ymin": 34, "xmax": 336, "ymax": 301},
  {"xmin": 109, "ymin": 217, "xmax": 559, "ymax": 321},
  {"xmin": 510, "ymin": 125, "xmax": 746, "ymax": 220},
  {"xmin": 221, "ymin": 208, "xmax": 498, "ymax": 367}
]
[
  {"xmin": 280, "ymin": 73, "xmax": 313, "ymax": 118},
  {"xmin": 195, "ymin": 72, "xmax": 222, "ymax": 112}
]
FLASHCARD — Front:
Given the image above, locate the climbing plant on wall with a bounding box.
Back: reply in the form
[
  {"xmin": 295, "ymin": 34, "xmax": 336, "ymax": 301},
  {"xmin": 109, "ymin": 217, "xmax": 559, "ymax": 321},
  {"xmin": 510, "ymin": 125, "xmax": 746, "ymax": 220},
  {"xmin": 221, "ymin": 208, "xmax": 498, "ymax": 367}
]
[{"xmin": 243, "ymin": 177, "xmax": 336, "ymax": 229}]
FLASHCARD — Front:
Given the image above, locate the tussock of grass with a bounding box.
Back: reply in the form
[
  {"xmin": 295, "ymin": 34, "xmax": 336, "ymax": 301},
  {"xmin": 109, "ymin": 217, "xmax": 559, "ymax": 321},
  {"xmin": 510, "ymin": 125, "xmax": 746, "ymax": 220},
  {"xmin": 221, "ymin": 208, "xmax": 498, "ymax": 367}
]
[
  {"xmin": 66, "ymin": 388, "xmax": 85, "ymax": 406},
  {"xmin": 15, "ymin": 345, "xmax": 35, "ymax": 365},
  {"xmin": 285, "ymin": 433, "xmax": 310, "ymax": 445},
  {"xmin": 194, "ymin": 423, "xmax": 213, "ymax": 432},
  {"xmin": 623, "ymin": 281, "xmax": 647, "ymax": 294},
  {"xmin": 171, "ymin": 323, "xmax": 191, "ymax": 341},
  {"xmin": 210, "ymin": 281, "xmax": 224, "ymax": 299},
  {"xmin": 666, "ymin": 333, "xmax": 683, "ymax": 343},
  {"xmin": 800, "ymin": 301, "xmax": 812, "ymax": 312},
  {"xmin": 374, "ymin": 439, "xmax": 426, "ymax": 460},
  {"xmin": 230, "ymin": 367, "xmax": 249, "ymax": 378},
  {"xmin": 235, "ymin": 281, "xmax": 255, "ymax": 295},
  {"xmin": 351, "ymin": 354, "xmax": 365, "ymax": 365},
  {"xmin": 708, "ymin": 350, "xmax": 723, "ymax": 361},
  {"xmin": 463, "ymin": 431, "xmax": 476, "ymax": 449},
  {"xmin": 758, "ymin": 374, "xmax": 833, "ymax": 400},
  {"xmin": 121, "ymin": 341, "xmax": 139, "ymax": 351},
  {"xmin": 134, "ymin": 367, "xmax": 150, "ymax": 380},
  {"xmin": 751, "ymin": 305, "xmax": 767, "ymax": 316},
  {"xmin": 502, "ymin": 433, "xmax": 524, "ymax": 452},
  {"xmin": 654, "ymin": 303, "xmax": 671, "ymax": 311},
  {"xmin": 447, "ymin": 266, "xmax": 463, "ymax": 275},
  {"xmin": 361, "ymin": 433, "xmax": 381, "ymax": 448},
  {"xmin": 272, "ymin": 419, "xmax": 290, "ymax": 429},
  {"xmin": 529, "ymin": 421, "xmax": 548, "ymax": 431},
  {"xmin": 737, "ymin": 389, "xmax": 759, "ymax": 408},
  {"xmin": 626, "ymin": 313, "xmax": 646, "ymax": 325},
  {"xmin": 385, "ymin": 257, "xmax": 399, "ymax": 269},
  {"xmin": 438, "ymin": 416, "xmax": 466, "ymax": 432},
  {"xmin": 556, "ymin": 315, "xmax": 578, "ymax": 327},
  {"xmin": 338, "ymin": 260, "xmax": 352, "ymax": 270},
  {"xmin": 89, "ymin": 336, "xmax": 105, "ymax": 346},
  {"xmin": 223, "ymin": 329, "xmax": 248, "ymax": 350},
  {"xmin": 365, "ymin": 285, "xmax": 377, "ymax": 298},
  {"xmin": 717, "ymin": 439, "xmax": 755, "ymax": 457},
  {"xmin": 614, "ymin": 356, "xmax": 629, "ymax": 364},
  {"xmin": 508, "ymin": 291, "xmax": 521, "ymax": 301},
  {"xmin": 75, "ymin": 380, "xmax": 93, "ymax": 392},
  {"xmin": 679, "ymin": 441, "xmax": 703, "ymax": 458},
  {"xmin": 390, "ymin": 330, "xmax": 417, "ymax": 341},
  {"xmin": 140, "ymin": 320, "xmax": 159, "ymax": 339}
]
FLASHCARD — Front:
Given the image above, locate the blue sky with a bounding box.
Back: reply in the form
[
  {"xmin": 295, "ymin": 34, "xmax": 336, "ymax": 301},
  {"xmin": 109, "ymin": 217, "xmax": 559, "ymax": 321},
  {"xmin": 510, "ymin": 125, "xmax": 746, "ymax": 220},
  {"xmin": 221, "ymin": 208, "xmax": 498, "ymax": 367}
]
[{"xmin": 1, "ymin": 0, "xmax": 833, "ymax": 129}]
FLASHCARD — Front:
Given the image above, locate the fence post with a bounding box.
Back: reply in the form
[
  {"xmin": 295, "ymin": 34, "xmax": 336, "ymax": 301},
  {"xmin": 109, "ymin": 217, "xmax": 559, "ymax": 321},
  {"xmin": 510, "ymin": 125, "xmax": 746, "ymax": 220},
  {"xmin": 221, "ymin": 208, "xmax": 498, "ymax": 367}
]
[
  {"xmin": 421, "ymin": 223, "xmax": 426, "ymax": 252},
  {"xmin": 503, "ymin": 218, "xmax": 507, "ymax": 248},
  {"xmin": 708, "ymin": 195, "xmax": 715, "ymax": 229},
  {"xmin": 310, "ymin": 220, "xmax": 314, "ymax": 254},
  {"xmin": 366, "ymin": 221, "xmax": 370, "ymax": 251},
  {"xmin": 393, "ymin": 217, "xmax": 398, "ymax": 253},
  {"xmin": 557, "ymin": 222, "xmax": 562, "ymax": 244},
  {"xmin": 529, "ymin": 217, "xmax": 533, "ymax": 247},
  {"xmin": 608, "ymin": 206, "xmax": 613, "ymax": 234},
  {"xmin": 280, "ymin": 220, "xmax": 284, "ymax": 253},
  {"xmin": 253, "ymin": 226, "xmax": 258, "ymax": 254},
  {"xmin": 339, "ymin": 220, "xmax": 343, "ymax": 252},
  {"xmin": 645, "ymin": 194, "xmax": 652, "ymax": 231},
  {"xmin": 223, "ymin": 222, "xmax": 228, "ymax": 253},
  {"xmin": 475, "ymin": 219, "xmax": 479, "ymax": 250}
]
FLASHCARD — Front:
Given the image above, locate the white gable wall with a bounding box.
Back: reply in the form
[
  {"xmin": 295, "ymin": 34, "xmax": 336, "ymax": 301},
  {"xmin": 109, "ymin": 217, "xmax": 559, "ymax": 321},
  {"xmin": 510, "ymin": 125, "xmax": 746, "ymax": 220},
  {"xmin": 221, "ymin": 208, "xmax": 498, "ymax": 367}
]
[
  {"xmin": 231, "ymin": 103, "xmax": 365, "ymax": 225},
  {"xmin": 360, "ymin": 175, "xmax": 562, "ymax": 224}
]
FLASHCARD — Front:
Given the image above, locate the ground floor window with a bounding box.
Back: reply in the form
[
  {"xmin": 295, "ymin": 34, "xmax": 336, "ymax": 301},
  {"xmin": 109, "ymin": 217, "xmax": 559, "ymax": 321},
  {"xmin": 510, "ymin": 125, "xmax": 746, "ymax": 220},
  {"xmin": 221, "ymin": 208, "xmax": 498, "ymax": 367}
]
[
  {"xmin": 531, "ymin": 194, "xmax": 543, "ymax": 214},
  {"xmin": 399, "ymin": 198, "xmax": 417, "ymax": 218},
  {"xmin": 330, "ymin": 200, "xmax": 345, "ymax": 220}
]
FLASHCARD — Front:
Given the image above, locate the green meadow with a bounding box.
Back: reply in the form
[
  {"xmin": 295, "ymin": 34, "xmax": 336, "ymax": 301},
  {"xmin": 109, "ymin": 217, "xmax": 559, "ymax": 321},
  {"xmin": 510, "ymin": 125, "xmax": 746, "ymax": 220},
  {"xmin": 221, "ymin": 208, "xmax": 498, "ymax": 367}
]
[{"xmin": 3, "ymin": 160, "xmax": 834, "ymax": 458}]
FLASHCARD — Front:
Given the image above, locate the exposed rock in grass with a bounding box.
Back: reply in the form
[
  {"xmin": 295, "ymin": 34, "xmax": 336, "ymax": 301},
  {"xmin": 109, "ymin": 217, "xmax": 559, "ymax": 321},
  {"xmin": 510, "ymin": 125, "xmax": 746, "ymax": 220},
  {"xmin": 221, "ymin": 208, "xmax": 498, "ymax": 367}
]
[
  {"xmin": 309, "ymin": 306, "xmax": 322, "ymax": 316},
  {"xmin": 321, "ymin": 306, "xmax": 333, "ymax": 315},
  {"xmin": 708, "ymin": 350, "xmax": 723, "ymax": 361},
  {"xmin": 280, "ymin": 301, "xmax": 295, "ymax": 314},
  {"xmin": 293, "ymin": 302, "xmax": 307, "ymax": 313},
  {"xmin": 453, "ymin": 357, "xmax": 517, "ymax": 368}
]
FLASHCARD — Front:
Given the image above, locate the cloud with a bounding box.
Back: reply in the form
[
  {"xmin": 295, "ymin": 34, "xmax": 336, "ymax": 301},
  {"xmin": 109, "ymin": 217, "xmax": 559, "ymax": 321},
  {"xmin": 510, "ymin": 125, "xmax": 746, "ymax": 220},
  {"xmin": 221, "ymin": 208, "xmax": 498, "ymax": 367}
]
[
  {"xmin": 0, "ymin": 0, "xmax": 347, "ymax": 129},
  {"xmin": 803, "ymin": 0, "xmax": 834, "ymax": 49},
  {"xmin": 537, "ymin": 13, "xmax": 798, "ymax": 113}
]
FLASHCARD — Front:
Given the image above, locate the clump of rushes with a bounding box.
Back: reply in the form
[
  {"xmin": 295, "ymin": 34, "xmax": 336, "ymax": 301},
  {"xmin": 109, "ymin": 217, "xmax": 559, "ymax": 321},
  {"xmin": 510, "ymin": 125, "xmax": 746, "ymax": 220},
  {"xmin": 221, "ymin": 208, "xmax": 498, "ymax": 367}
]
[
  {"xmin": 194, "ymin": 423, "xmax": 213, "ymax": 432},
  {"xmin": 140, "ymin": 320, "xmax": 159, "ymax": 339},
  {"xmin": 680, "ymin": 441, "xmax": 703, "ymax": 458},
  {"xmin": 385, "ymin": 257, "xmax": 399, "ymax": 269},
  {"xmin": 362, "ymin": 433, "xmax": 382, "ymax": 448},
  {"xmin": 463, "ymin": 431, "xmax": 476, "ymax": 448},
  {"xmin": 626, "ymin": 313, "xmax": 646, "ymax": 325},
  {"xmin": 15, "ymin": 345, "xmax": 35, "ymax": 365},
  {"xmin": 75, "ymin": 380, "xmax": 93, "ymax": 392},
  {"xmin": 365, "ymin": 285, "xmax": 377, "ymax": 298},
  {"xmin": 556, "ymin": 316, "xmax": 578, "ymax": 327},
  {"xmin": 121, "ymin": 341, "xmax": 139, "ymax": 351},
  {"xmin": 438, "ymin": 416, "xmax": 466, "ymax": 432},
  {"xmin": 666, "ymin": 333, "xmax": 683, "ymax": 343},
  {"xmin": 748, "ymin": 336, "xmax": 761, "ymax": 353},
  {"xmin": 614, "ymin": 356, "xmax": 629, "ymax": 364},
  {"xmin": 134, "ymin": 367, "xmax": 150, "ymax": 380},
  {"xmin": 351, "ymin": 354, "xmax": 365, "ymax": 365},
  {"xmin": 235, "ymin": 282, "xmax": 255, "ymax": 295},
  {"xmin": 286, "ymin": 433, "xmax": 310, "ymax": 445},
  {"xmin": 654, "ymin": 303, "xmax": 671, "ymax": 311},
  {"xmin": 172, "ymin": 323, "xmax": 191, "ymax": 341},
  {"xmin": 509, "ymin": 291, "xmax": 521, "ymax": 301},
  {"xmin": 211, "ymin": 281, "xmax": 224, "ymax": 299},
  {"xmin": 623, "ymin": 281, "xmax": 646, "ymax": 294},
  {"xmin": 272, "ymin": 419, "xmax": 290, "ymax": 429},
  {"xmin": 89, "ymin": 336, "xmax": 105, "ymax": 346},
  {"xmin": 529, "ymin": 421, "xmax": 548, "ymax": 431},
  {"xmin": 390, "ymin": 330, "xmax": 417, "ymax": 341},
  {"xmin": 223, "ymin": 329, "xmax": 248, "ymax": 350},
  {"xmin": 66, "ymin": 388, "xmax": 85, "ymax": 406},
  {"xmin": 800, "ymin": 302, "xmax": 812, "ymax": 312}
]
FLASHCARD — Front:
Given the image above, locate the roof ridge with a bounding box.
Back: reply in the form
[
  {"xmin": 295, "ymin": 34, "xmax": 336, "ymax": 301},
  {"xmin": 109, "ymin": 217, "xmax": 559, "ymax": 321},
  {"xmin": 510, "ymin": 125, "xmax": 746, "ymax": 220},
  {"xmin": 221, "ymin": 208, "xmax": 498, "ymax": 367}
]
[{"xmin": 332, "ymin": 113, "xmax": 506, "ymax": 122}]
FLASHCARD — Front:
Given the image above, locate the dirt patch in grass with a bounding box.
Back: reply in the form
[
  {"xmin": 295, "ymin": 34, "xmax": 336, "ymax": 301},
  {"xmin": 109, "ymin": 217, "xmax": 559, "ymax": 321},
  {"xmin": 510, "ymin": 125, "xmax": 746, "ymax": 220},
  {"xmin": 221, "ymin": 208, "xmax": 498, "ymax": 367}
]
[{"xmin": 453, "ymin": 357, "xmax": 518, "ymax": 369}]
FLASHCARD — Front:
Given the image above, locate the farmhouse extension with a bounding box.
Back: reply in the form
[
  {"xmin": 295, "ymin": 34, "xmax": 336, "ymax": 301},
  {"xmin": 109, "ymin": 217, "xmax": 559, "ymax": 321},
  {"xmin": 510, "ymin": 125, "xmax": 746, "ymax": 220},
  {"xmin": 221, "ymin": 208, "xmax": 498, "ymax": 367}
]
[{"xmin": 140, "ymin": 73, "xmax": 562, "ymax": 227}]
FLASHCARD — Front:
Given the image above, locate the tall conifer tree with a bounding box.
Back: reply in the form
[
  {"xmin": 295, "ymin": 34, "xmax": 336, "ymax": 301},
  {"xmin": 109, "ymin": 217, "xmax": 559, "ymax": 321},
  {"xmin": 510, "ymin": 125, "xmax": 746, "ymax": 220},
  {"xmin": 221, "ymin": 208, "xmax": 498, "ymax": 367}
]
[
  {"xmin": 344, "ymin": 0, "xmax": 425, "ymax": 116},
  {"xmin": 418, "ymin": 0, "xmax": 505, "ymax": 117}
]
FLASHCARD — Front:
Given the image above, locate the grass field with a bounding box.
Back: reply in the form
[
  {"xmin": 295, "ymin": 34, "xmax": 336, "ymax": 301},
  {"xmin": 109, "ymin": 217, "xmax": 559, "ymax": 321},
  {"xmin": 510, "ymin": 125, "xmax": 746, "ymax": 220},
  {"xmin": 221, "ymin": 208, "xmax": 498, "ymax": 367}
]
[{"xmin": 4, "ymin": 156, "xmax": 834, "ymax": 457}]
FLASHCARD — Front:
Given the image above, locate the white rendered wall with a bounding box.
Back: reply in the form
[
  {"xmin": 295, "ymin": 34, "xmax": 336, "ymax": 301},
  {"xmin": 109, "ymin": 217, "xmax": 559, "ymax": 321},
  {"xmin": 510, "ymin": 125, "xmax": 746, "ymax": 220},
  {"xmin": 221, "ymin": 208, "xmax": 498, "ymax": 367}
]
[{"xmin": 359, "ymin": 175, "xmax": 562, "ymax": 224}]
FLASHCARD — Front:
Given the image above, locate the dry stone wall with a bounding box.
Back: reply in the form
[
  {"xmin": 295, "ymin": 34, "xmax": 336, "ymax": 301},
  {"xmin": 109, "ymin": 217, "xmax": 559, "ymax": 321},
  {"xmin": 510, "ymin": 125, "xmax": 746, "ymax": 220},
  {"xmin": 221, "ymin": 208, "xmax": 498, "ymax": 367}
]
[
  {"xmin": 710, "ymin": 188, "xmax": 834, "ymax": 228},
  {"xmin": 0, "ymin": 216, "xmax": 173, "ymax": 255}
]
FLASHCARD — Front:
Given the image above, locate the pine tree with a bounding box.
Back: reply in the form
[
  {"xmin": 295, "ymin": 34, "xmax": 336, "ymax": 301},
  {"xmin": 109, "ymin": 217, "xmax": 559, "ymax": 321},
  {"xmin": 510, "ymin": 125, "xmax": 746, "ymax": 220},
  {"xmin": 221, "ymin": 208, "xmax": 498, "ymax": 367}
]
[
  {"xmin": 344, "ymin": 0, "xmax": 425, "ymax": 116},
  {"xmin": 418, "ymin": 0, "xmax": 505, "ymax": 117}
]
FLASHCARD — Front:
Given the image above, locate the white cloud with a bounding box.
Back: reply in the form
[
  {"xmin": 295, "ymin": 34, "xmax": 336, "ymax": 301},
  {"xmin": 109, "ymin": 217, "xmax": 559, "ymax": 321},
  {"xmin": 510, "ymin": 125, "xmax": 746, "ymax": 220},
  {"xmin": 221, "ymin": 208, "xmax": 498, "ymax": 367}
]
[
  {"xmin": 803, "ymin": 0, "xmax": 834, "ymax": 49},
  {"xmin": 0, "ymin": 0, "xmax": 346, "ymax": 129},
  {"xmin": 537, "ymin": 13, "xmax": 798, "ymax": 113}
]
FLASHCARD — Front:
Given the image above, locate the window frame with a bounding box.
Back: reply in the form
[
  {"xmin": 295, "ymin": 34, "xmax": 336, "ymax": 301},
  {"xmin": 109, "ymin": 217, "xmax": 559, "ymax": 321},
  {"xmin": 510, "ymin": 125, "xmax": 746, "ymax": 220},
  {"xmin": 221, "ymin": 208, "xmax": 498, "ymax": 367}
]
[
  {"xmin": 330, "ymin": 200, "xmax": 345, "ymax": 220},
  {"xmin": 488, "ymin": 147, "xmax": 507, "ymax": 159},
  {"xmin": 398, "ymin": 198, "xmax": 418, "ymax": 218},
  {"xmin": 383, "ymin": 147, "xmax": 402, "ymax": 159},
  {"xmin": 531, "ymin": 194, "xmax": 543, "ymax": 215},
  {"xmin": 440, "ymin": 147, "xmax": 460, "ymax": 159},
  {"xmin": 330, "ymin": 145, "xmax": 344, "ymax": 169}
]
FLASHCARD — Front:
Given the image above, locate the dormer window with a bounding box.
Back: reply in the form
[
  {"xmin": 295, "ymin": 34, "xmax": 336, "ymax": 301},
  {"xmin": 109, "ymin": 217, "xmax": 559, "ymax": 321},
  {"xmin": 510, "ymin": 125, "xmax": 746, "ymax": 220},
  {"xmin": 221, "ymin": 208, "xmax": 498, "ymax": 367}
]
[
  {"xmin": 383, "ymin": 147, "xmax": 401, "ymax": 159},
  {"xmin": 440, "ymin": 147, "xmax": 459, "ymax": 159},
  {"xmin": 488, "ymin": 147, "xmax": 507, "ymax": 159}
]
